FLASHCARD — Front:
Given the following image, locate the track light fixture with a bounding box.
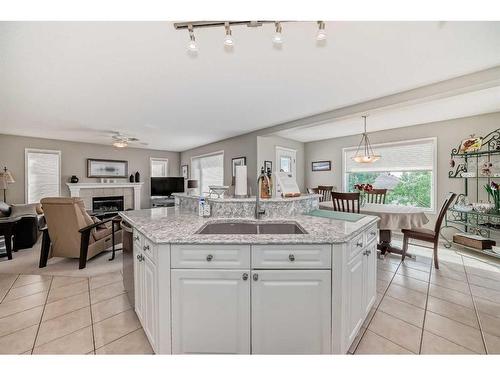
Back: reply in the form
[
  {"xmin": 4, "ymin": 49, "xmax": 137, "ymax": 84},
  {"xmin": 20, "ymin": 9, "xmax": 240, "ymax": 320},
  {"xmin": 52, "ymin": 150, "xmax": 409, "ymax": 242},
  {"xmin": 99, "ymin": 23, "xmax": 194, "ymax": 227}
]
[
  {"xmin": 224, "ymin": 22, "xmax": 234, "ymax": 47},
  {"xmin": 316, "ymin": 21, "xmax": 326, "ymax": 41},
  {"xmin": 272, "ymin": 21, "xmax": 283, "ymax": 44},
  {"xmin": 175, "ymin": 21, "xmax": 328, "ymax": 52},
  {"xmin": 187, "ymin": 24, "xmax": 198, "ymax": 53}
]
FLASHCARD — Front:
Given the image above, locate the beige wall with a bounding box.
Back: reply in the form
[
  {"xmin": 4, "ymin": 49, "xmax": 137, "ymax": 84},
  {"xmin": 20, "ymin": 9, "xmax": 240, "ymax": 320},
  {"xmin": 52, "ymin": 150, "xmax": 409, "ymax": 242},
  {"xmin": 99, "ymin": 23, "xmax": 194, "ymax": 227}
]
[
  {"xmin": 0, "ymin": 134, "xmax": 180, "ymax": 208},
  {"xmin": 257, "ymin": 135, "xmax": 305, "ymax": 192},
  {"xmin": 304, "ymin": 112, "xmax": 500, "ymax": 225},
  {"xmin": 180, "ymin": 133, "xmax": 258, "ymax": 194}
]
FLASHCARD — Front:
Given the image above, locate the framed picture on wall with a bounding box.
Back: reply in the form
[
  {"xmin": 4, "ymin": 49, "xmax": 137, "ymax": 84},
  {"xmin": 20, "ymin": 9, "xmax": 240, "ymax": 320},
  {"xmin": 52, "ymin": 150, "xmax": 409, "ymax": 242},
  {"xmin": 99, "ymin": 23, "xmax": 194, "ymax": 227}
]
[
  {"xmin": 312, "ymin": 160, "xmax": 331, "ymax": 172},
  {"xmin": 232, "ymin": 156, "xmax": 246, "ymax": 177},
  {"xmin": 87, "ymin": 159, "xmax": 128, "ymax": 178},
  {"xmin": 264, "ymin": 160, "xmax": 272, "ymax": 173},
  {"xmin": 181, "ymin": 165, "xmax": 189, "ymax": 179}
]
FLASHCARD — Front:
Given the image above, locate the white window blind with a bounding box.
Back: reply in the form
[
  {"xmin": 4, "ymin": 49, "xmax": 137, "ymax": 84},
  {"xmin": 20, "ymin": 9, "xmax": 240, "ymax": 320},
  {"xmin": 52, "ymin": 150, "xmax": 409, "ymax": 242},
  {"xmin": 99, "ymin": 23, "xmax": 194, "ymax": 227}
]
[
  {"xmin": 150, "ymin": 158, "xmax": 168, "ymax": 177},
  {"xmin": 191, "ymin": 152, "xmax": 224, "ymax": 195},
  {"xmin": 25, "ymin": 149, "xmax": 61, "ymax": 204},
  {"xmin": 344, "ymin": 138, "xmax": 435, "ymax": 173}
]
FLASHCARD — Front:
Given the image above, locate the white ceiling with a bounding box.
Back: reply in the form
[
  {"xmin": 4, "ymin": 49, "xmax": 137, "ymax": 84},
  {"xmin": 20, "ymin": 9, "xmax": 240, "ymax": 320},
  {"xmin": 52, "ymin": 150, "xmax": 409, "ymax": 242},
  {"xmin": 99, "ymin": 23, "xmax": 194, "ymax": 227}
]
[
  {"xmin": 1, "ymin": 21, "xmax": 500, "ymax": 151},
  {"xmin": 275, "ymin": 85, "xmax": 500, "ymax": 142}
]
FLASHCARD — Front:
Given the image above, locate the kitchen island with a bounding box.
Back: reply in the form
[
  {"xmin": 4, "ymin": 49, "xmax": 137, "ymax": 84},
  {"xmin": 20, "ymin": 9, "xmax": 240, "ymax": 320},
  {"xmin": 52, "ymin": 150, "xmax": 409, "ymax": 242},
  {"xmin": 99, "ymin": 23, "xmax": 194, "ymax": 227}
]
[{"xmin": 119, "ymin": 206, "xmax": 379, "ymax": 354}]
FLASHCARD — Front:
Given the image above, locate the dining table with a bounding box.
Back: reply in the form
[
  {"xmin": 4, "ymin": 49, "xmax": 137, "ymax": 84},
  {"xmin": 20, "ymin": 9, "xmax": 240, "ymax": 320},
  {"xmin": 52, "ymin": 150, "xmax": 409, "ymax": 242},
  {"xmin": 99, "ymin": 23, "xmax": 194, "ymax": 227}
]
[{"xmin": 319, "ymin": 201, "xmax": 429, "ymax": 257}]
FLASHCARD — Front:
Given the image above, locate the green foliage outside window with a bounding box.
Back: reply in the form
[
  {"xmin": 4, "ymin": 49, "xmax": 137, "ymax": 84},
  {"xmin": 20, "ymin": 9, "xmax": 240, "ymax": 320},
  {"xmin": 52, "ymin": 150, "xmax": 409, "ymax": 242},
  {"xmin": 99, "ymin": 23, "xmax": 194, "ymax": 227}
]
[{"xmin": 347, "ymin": 171, "xmax": 432, "ymax": 208}]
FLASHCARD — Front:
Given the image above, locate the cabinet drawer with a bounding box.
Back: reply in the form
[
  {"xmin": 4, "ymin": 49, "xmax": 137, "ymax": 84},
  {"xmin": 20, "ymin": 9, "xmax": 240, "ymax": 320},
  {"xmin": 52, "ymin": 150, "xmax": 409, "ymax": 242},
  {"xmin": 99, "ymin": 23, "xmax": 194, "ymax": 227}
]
[
  {"xmin": 171, "ymin": 245, "xmax": 251, "ymax": 269},
  {"xmin": 252, "ymin": 245, "xmax": 331, "ymax": 269},
  {"xmin": 348, "ymin": 233, "xmax": 365, "ymax": 259},
  {"xmin": 142, "ymin": 237, "xmax": 157, "ymax": 263},
  {"xmin": 365, "ymin": 225, "xmax": 378, "ymax": 244}
]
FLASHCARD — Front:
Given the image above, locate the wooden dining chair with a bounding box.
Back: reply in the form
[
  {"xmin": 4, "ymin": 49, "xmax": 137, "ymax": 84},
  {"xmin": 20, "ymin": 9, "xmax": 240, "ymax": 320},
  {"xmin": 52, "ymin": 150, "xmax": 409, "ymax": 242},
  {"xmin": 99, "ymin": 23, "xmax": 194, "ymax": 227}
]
[
  {"xmin": 365, "ymin": 189, "xmax": 388, "ymax": 204},
  {"xmin": 331, "ymin": 192, "xmax": 361, "ymax": 213},
  {"xmin": 401, "ymin": 192, "xmax": 457, "ymax": 269},
  {"xmin": 317, "ymin": 185, "xmax": 334, "ymax": 202}
]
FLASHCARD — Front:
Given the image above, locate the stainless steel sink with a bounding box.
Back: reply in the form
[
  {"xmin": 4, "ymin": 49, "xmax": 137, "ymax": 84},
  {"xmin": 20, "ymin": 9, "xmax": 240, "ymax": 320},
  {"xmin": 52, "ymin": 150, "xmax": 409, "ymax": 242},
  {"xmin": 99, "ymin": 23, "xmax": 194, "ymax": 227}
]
[{"xmin": 196, "ymin": 221, "xmax": 307, "ymax": 235}]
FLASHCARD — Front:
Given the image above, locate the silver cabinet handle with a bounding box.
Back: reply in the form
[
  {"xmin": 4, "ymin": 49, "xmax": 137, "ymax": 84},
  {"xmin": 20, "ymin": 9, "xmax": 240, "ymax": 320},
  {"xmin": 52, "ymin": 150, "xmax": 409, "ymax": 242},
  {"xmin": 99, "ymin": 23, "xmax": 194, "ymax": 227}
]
[
  {"xmin": 288, "ymin": 254, "xmax": 295, "ymax": 262},
  {"xmin": 143, "ymin": 245, "xmax": 150, "ymax": 251},
  {"xmin": 370, "ymin": 231, "xmax": 377, "ymax": 236},
  {"xmin": 253, "ymin": 273, "xmax": 259, "ymax": 281},
  {"xmin": 136, "ymin": 254, "xmax": 141, "ymax": 260},
  {"xmin": 134, "ymin": 235, "xmax": 140, "ymax": 241},
  {"xmin": 206, "ymin": 254, "xmax": 213, "ymax": 262},
  {"xmin": 356, "ymin": 241, "xmax": 363, "ymax": 247},
  {"xmin": 363, "ymin": 250, "xmax": 372, "ymax": 256},
  {"xmin": 242, "ymin": 273, "xmax": 249, "ymax": 281}
]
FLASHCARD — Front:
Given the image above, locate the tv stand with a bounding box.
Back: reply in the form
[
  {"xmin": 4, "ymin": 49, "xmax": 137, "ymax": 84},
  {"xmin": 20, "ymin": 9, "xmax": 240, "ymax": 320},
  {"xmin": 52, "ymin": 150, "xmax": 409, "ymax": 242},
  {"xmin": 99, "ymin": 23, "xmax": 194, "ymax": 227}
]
[{"xmin": 150, "ymin": 196, "xmax": 175, "ymax": 208}]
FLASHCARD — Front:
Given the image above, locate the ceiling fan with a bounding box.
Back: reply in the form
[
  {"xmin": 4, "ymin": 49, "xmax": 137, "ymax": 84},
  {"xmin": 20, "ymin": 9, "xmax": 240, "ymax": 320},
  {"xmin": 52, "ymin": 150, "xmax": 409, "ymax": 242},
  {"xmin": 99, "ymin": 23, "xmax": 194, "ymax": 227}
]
[{"xmin": 110, "ymin": 131, "xmax": 148, "ymax": 148}]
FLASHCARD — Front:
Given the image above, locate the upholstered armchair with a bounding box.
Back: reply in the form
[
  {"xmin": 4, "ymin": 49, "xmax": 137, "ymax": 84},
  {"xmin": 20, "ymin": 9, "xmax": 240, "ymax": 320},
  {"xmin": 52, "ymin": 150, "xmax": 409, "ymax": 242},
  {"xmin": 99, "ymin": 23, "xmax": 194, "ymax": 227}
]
[{"xmin": 40, "ymin": 197, "xmax": 122, "ymax": 269}]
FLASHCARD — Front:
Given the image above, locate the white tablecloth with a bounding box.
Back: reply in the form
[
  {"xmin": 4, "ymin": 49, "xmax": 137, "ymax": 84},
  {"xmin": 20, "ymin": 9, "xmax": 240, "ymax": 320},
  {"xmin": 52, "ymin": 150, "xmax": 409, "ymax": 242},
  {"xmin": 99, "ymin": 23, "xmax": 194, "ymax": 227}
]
[
  {"xmin": 361, "ymin": 203, "xmax": 429, "ymax": 230},
  {"xmin": 318, "ymin": 201, "xmax": 429, "ymax": 230}
]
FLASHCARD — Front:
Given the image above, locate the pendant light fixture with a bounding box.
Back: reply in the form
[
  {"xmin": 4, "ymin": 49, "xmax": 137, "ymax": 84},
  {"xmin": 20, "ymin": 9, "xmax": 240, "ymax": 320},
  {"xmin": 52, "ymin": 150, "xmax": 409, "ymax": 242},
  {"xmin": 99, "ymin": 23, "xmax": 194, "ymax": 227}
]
[{"xmin": 352, "ymin": 115, "xmax": 381, "ymax": 163}]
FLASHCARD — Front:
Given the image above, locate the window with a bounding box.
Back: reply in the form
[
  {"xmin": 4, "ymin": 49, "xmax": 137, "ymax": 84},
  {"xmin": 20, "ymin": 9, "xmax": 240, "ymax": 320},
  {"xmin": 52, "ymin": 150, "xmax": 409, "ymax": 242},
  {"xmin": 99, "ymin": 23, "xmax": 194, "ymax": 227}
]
[
  {"xmin": 150, "ymin": 158, "xmax": 169, "ymax": 177},
  {"xmin": 343, "ymin": 138, "xmax": 437, "ymax": 212},
  {"xmin": 276, "ymin": 147, "xmax": 296, "ymax": 176},
  {"xmin": 191, "ymin": 151, "xmax": 224, "ymax": 195},
  {"xmin": 25, "ymin": 149, "xmax": 61, "ymax": 204}
]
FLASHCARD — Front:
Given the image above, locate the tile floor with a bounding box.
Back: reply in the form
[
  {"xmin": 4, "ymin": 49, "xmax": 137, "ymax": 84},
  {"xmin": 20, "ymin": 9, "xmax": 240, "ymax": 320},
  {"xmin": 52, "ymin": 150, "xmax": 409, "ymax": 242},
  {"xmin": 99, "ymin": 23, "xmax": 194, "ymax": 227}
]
[
  {"xmin": 1, "ymin": 245, "xmax": 500, "ymax": 355},
  {"xmin": 0, "ymin": 272, "xmax": 153, "ymax": 354},
  {"xmin": 350, "ymin": 248, "xmax": 500, "ymax": 354}
]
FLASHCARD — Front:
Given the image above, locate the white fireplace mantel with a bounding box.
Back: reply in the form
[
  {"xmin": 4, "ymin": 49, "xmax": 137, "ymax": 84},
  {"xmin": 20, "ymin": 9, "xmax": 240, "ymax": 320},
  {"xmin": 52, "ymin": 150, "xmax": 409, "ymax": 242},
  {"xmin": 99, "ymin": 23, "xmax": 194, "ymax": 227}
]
[{"xmin": 66, "ymin": 182, "xmax": 144, "ymax": 210}]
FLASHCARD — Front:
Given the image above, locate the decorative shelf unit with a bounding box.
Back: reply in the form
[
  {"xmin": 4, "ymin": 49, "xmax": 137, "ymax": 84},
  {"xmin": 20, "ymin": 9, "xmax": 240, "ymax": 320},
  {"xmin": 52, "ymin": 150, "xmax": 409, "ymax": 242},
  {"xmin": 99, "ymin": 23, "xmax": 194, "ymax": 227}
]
[{"xmin": 446, "ymin": 128, "xmax": 500, "ymax": 258}]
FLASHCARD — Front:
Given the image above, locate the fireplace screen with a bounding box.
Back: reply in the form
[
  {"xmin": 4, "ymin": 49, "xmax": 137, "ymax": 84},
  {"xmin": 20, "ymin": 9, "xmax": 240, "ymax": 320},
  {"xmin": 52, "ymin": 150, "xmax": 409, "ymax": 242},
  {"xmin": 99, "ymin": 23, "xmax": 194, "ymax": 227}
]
[{"xmin": 92, "ymin": 196, "xmax": 124, "ymax": 214}]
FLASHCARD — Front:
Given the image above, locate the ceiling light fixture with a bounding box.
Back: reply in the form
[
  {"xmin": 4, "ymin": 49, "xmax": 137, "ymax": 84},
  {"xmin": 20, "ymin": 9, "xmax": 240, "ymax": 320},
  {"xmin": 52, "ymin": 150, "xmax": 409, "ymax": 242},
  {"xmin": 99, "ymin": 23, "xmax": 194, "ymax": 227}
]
[
  {"xmin": 187, "ymin": 24, "xmax": 198, "ymax": 53},
  {"xmin": 272, "ymin": 21, "xmax": 283, "ymax": 44},
  {"xmin": 112, "ymin": 140, "xmax": 128, "ymax": 148},
  {"xmin": 352, "ymin": 116, "xmax": 381, "ymax": 164},
  {"xmin": 224, "ymin": 22, "xmax": 234, "ymax": 47},
  {"xmin": 316, "ymin": 21, "xmax": 327, "ymax": 41}
]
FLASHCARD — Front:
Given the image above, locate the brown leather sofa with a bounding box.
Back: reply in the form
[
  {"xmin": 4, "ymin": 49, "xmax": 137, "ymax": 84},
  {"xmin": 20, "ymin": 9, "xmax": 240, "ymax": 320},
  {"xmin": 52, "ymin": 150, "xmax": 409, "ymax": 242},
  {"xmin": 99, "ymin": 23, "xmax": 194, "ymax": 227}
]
[
  {"xmin": 40, "ymin": 197, "xmax": 122, "ymax": 269},
  {"xmin": 0, "ymin": 201, "xmax": 45, "ymax": 250}
]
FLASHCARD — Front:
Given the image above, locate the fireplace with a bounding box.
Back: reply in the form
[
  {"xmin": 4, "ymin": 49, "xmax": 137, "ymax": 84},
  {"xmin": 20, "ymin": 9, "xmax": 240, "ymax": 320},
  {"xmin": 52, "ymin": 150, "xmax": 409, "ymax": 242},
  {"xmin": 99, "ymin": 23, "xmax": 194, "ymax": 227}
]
[{"xmin": 92, "ymin": 195, "xmax": 124, "ymax": 215}]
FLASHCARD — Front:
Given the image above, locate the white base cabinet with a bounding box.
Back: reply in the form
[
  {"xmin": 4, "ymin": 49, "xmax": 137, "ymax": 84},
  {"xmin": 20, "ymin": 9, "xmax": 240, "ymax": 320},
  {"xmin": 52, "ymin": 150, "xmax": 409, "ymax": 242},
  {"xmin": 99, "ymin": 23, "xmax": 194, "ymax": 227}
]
[
  {"xmin": 251, "ymin": 270, "xmax": 331, "ymax": 354},
  {"xmin": 132, "ymin": 224, "xmax": 378, "ymax": 355},
  {"xmin": 171, "ymin": 269, "xmax": 250, "ymax": 354}
]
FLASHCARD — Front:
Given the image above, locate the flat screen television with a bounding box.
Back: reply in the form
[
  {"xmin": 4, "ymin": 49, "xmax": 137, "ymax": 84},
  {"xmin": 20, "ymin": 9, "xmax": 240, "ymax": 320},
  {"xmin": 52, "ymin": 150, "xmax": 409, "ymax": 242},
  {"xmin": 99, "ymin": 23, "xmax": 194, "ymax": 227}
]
[{"xmin": 151, "ymin": 177, "xmax": 185, "ymax": 197}]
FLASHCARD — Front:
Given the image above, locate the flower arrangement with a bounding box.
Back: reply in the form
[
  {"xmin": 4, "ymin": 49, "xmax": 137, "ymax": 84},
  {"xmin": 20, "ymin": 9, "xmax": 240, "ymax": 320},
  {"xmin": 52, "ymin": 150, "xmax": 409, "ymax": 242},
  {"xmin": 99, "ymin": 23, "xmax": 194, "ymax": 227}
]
[
  {"xmin": 484, "ymin": 181, "xmax": 500, "ymax": 212},
  {"xmin": 353, "ymin": 184, "xmax": 373, "ymax": 206}
]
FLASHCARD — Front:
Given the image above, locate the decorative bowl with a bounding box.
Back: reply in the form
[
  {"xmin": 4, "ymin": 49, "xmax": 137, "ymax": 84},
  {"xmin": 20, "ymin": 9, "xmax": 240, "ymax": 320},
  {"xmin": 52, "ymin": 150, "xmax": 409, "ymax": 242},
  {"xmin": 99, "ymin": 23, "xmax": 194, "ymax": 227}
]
[{"xmin": 208, "ymin": 186, "xmax": 230, "ymax": 198}]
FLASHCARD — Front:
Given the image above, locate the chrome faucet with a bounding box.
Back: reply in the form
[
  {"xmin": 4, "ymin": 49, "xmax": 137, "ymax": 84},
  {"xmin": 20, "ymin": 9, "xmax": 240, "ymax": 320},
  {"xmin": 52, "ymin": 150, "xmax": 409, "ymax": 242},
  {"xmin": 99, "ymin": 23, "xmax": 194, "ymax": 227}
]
[{"xmin": 255, "ymin": 168, "xmax": 270, "ymax": 219}]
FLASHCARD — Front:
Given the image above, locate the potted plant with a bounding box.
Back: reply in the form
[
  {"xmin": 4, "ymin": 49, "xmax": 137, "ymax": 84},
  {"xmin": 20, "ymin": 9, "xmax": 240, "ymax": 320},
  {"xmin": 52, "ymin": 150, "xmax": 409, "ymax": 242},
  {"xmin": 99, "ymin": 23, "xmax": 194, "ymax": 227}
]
[{"xmin": 484, "ymin": 181, "xmax": 500, "ymax": 213}]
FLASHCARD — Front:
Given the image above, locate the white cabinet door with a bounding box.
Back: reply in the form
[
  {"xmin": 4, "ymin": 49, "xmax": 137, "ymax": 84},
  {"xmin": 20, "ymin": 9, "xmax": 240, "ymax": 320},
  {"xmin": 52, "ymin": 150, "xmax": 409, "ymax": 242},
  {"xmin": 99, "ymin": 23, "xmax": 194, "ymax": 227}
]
[
  {"xmin": 143, "ymin": 255, "xmax": 158, "ymax": 351},
  {"xmin": 133, "ymin": 246, "xmax": 144, "ymax": 324},
  {"xmin": 251, "ymin": 270, "xmax": 331, "ymax": 354},
  {"xmin": 363, "ymin": 241, "xmax": 377, "ymax": 316},
  {"xmin": 171, "ymin": 269, "xmax": 251, "ymax": 354},
  {"xmin": 346, "ymin": 251, "xmax": 364, "ymax": 345}
]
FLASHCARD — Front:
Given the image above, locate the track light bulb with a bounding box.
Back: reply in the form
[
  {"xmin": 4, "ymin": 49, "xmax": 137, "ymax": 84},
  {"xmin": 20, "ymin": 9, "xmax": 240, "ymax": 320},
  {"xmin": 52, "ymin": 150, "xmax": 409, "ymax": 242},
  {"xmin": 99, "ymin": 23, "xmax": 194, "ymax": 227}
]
[
  {"xmin": 224, "ymin": 23, "xmax": 234, "ymax": 47},
  {"xmin": 273, "ymin": 22, "xmax": 283, "ymax": 44},
  {"xmin": 187, "ymin": 25, "xmax": 198, "ymax": 53},
  {"xmin": 316, "ymin": 21, "xmax": 326, "ymax": 41}
]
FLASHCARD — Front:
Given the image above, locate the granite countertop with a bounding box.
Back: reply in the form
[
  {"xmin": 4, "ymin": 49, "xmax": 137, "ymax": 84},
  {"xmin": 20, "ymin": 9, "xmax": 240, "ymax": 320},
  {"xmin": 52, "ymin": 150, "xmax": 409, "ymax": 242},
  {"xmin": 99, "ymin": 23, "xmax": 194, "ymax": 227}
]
[
  {"xmin": 172, "ymin": 193, "xmax": 321, "ymax": 203},
  {"xmin": 119, "ymin": 207, "xmax": 379, "ymax": 245}
]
